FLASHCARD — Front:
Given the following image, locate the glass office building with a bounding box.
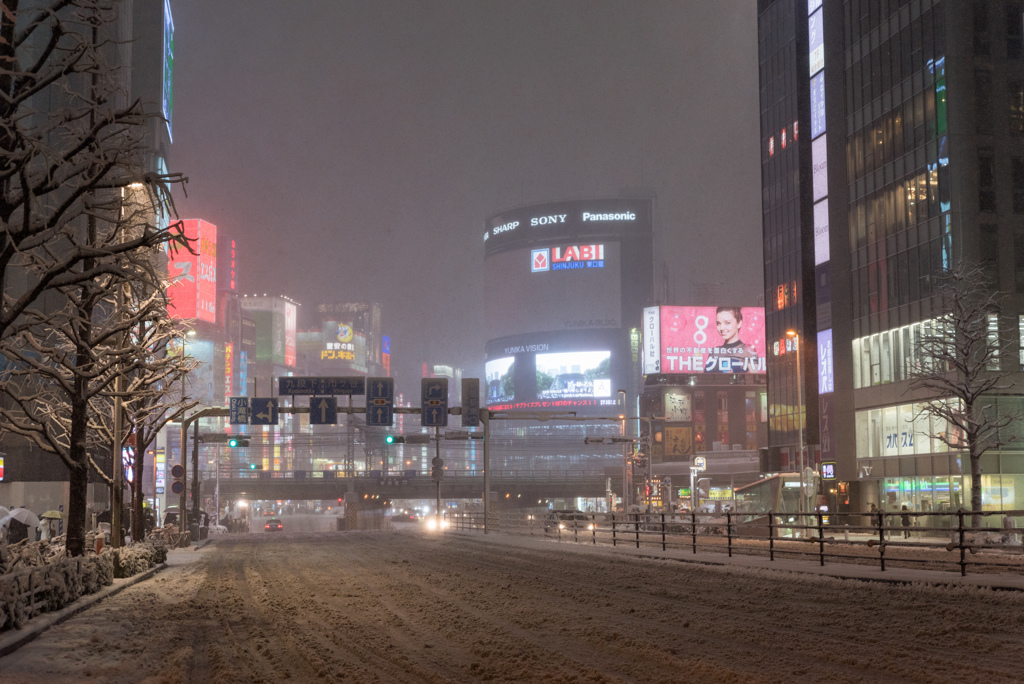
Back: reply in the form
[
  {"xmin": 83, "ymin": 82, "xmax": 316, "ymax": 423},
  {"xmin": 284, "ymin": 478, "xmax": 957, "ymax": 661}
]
[{"xmin": 758, "ymin": 0, "xmax": 1024, "ymax": 513}]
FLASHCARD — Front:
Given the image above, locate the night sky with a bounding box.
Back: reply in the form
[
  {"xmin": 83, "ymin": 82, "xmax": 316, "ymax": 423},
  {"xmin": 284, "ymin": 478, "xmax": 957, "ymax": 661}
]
[{"xmin": 170, "ymin": 0, "xmax": 762, "ymax": 395}]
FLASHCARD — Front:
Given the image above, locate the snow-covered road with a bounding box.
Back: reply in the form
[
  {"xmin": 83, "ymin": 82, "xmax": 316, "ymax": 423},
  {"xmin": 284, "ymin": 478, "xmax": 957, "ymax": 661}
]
[{"xmin": 1, "ymin": 529, "xmax": 1022, "ymax": 683}]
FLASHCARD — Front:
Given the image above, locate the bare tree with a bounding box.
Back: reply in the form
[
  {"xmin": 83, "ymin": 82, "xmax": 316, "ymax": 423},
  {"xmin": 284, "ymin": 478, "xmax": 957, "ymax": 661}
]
[
  {"xmin": 89, "ymin": 312, "xmax": 198, "ymax": 542},
  {"xmin": 0, "ymin": 0, "xmax": 188, "ymax": 342},
  {"xmin": 0, "ymin": 268, "xmax": 181, "ymax": 554},
  {"xmin": 908, "ymin": 260, "xmax": 1019, "ymax": 527},
  {"xmin": 0, "ymin": 1, "xmax": 192, "ymax": 555}
]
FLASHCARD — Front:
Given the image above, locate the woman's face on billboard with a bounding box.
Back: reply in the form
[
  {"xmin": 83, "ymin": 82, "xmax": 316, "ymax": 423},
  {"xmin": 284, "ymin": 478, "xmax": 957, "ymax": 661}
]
[{"xmin": 716, "ymin": 310, "xmax": 741, "ymax": 344}]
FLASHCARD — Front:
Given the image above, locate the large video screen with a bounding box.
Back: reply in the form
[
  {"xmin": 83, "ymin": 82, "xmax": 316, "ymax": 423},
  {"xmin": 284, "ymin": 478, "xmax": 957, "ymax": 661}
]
[
  {"xmin": 485, "ymin": 357, "xmax": 515, "ymax": 404},
  {"xmin": 484, "ymin": 333, "xmax": 622, "ymax": 411},
  {"xmin": 484, "ymin": 241, "xmax": 621, "ymax": 339},
  {"xmin": 536, "ymin": 351, "xmax": 612, "ymax": 399},
  {"xmin": 646, "ymin": 306, "xmax": 766, "ymax": 374}
]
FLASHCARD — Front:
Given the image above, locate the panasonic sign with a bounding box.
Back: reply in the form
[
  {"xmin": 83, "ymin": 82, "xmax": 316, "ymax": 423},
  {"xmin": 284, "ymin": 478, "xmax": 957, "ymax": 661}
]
[{"xmin": 582, "ymin": 212, "xmax": 636, "ymax": 221}]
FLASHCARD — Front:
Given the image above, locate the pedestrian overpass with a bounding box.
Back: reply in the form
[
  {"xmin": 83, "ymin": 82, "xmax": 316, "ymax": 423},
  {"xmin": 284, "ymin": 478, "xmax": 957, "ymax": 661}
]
[{"xmin": 200, "ymin": 469, "xmax": 612, "ymax": 503}]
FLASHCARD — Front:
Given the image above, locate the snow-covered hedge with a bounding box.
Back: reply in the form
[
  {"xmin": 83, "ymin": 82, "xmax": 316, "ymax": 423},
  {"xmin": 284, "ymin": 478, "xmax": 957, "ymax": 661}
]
[
  {"xmin": 113, "ymin": 540, "xmax": 167, "ymax": 578},
  {"xmin": 0, "ymin": 554, "xmax": 113, "ymax": 631},
  {"xmin": 0, "ymin": 538, "xmax": 168, "ymax": 632}
]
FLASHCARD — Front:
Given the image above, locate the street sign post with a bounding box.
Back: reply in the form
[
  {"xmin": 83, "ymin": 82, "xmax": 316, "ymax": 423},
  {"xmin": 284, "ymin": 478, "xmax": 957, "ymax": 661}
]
[
  {"xmin": 421, "ymin": 378, "xmax": 448, "ymax": 427},
  {"xmin": 693, "ymin": 455, "xmax": 707, "ymax": 471},
  {"xmin": 229, "ymin": 397, "xmax": 249, "ymax": 424},
  {"xmin": 309, "ymin": 397, "xmax": 338, "ymax": 425},
  {"xmin": 461, "ymin": 378, "xmax": 480, "ymax": 427},
  {"xmin": 366, "ymin": 377, "xmax": 394, "ymax": 427},
  {"xmin": 278, "ymin": 376, "xmax": 366, "ymax": 396},
  {"xmin": 250, "ymin": 398, "xmax": 279, "ymax": 425}
]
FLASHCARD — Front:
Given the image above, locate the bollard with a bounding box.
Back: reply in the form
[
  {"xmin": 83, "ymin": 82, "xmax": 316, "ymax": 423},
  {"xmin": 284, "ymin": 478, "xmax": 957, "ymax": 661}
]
[{"xmin": 726, "ymin": 512, "xmax": 733, "ymax": 558}]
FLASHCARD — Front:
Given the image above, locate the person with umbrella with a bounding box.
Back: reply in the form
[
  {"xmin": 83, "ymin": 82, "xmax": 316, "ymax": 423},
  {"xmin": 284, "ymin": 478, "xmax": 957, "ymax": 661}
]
[
  {"xmin": 40, "ymin": 510, "xmax": 63, "ymax": 541},
  {"xmin": 0, "ymin": 508, "xmax": 41, "ymax": 543}
]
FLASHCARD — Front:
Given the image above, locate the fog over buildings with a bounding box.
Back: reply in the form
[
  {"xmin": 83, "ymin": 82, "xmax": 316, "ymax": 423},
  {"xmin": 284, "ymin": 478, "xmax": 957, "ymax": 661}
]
[{"xmin": 171, "ymin": 0, "xmax": 762, "ymax": 392}]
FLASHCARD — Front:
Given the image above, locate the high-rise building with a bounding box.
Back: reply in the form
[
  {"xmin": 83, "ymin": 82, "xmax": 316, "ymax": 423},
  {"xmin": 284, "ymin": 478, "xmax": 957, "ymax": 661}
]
[{"xmin": 758, "ymin": 0, "xmax": 1024, "ymax": 513}]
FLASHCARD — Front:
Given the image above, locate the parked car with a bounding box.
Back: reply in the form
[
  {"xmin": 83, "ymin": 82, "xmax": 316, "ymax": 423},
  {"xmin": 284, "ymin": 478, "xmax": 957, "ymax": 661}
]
[
  {"xmin": 543, "ymin": 510, "xmax": 595, "ymax": 536},
  {"xmin": 264, "ymin": 518, "xmax": 284, "ymax": 532}
]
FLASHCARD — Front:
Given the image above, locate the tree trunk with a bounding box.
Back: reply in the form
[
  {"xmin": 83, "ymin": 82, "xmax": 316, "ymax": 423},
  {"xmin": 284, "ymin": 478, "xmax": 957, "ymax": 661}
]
[
  {"xmin": 66, "ymin": 396, "xmax": 92, "ymax": 557},
  {"xmin": 970, "ymin": 445, "xmax": 983, "ymax": 529},
  {"xmin": 134, "ymin": 434, "xmax": 149, "ymax": 541}
]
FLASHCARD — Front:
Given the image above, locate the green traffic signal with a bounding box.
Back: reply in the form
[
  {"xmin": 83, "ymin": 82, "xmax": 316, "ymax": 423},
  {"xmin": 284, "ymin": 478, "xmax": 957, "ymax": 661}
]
[
  {"xmin": 249, "ymin": 462, "xmax": 257, "ymax": 470},
  {"xmin": 227, "ymin": 437, "xmax": 250, "ymax": 448},
  {"xmin": 385, "ymin": 435, "xmax": 395, "ymax": 444}
]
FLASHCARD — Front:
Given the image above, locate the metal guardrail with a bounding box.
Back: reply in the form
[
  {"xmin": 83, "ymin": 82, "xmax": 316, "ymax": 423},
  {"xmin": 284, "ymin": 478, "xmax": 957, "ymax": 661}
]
[{"xmin": 451, "ymin": 509, "xmax": 1024, "ymax": 577}]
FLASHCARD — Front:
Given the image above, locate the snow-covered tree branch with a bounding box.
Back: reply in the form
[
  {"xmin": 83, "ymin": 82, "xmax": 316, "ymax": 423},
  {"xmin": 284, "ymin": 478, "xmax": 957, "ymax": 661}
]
[{"xmin": 908, "ymin": 260, "xmax": 1019, "ymax": 527}]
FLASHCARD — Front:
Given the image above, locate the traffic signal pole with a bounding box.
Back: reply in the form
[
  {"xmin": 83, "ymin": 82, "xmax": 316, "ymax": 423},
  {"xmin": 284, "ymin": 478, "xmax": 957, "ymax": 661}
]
[{"xmin": 435, "ymin": 426, "xmax": 442, "ymax": 528}]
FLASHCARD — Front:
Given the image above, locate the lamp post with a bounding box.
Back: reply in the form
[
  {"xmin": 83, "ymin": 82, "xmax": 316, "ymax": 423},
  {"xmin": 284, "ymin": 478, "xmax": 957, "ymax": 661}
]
[
  {"xmin": 177, "ymin": 329, "xmax": 195, "ymax": 536},
  {"xmin": 786, "ymin": 329, "xmax": 805, "ymax": 532},
  {"xmin": 617, "ymin": 389, "xmax": 628, "ymax": 512}
]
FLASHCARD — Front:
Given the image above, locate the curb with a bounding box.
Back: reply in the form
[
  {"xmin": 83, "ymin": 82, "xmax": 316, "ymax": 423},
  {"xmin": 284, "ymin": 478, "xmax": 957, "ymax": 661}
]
[{"xmin": 0, "ymin": 561, "xmax": 168, "ymax": 659}]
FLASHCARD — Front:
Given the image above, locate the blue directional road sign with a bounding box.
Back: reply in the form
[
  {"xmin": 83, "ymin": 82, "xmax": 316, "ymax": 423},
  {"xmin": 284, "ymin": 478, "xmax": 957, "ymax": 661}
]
[
  {"xmin": 229, "ymin": 397, "xmax": 250, "ymax": 425},
  {"xmin": 461, "ymin": 378, "xmax": 480, "ymax": 427},
  {"xmin": 250, "ymin": 398, "xmax": 279, "ymax": 425},
  {"xmin": 421, "ymin": 378, "xmax": 448, "ymax": 427},
  {"xmin": 278, "ymin": 376, "xmax": 366, "ymax": 396},
  {"xmin": 365, "ymin": 377, "xmax": 394, "ymax": 427},
  {"xmin": 309, "ymin": 397, "xmax": 337, "ymax": 425}
]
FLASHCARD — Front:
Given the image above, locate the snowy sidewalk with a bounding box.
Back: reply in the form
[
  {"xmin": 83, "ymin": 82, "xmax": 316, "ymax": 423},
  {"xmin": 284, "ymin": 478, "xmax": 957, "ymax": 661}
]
[
  {"xmin": 0, "ymin": 538, "xmax": 215, "ymax": 658},
  {"xmin": 449, "ymin": 529, "xmax": 1024, "ymax": 591}
]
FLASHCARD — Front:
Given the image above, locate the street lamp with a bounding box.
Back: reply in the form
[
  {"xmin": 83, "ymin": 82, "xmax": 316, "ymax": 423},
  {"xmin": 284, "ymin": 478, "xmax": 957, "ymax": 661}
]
[
  {"xmin": 617, "ymin": 389, "xmax": 628, "ymax": 512},
  {"xmin": 176, "ymin": 328, "xmax": 196, "ymax": 536},
  {"xmin": 786, "ymin": 329, "xmax": 806, "ymax": 532}
]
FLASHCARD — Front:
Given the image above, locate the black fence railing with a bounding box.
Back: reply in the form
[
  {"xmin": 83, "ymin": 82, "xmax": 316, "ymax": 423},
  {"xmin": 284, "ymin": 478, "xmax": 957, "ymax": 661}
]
[{"xmin": 450, "ymin": 509, "xmax": 1024, "ymax": 577}]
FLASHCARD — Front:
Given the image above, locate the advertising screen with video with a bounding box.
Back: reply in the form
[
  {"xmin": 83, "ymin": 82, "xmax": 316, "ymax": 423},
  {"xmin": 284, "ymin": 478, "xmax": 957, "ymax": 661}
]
[
  {"xmin": 535, "ymin": 350, "xmax": 612, "ymax": 400},
  {"xmin": 654, "ymin": 306, "xmax": 766, "ymax": 374},
  {"xmin": 485, "ymin": 357, "xmax": 515, "ymax": 405}
]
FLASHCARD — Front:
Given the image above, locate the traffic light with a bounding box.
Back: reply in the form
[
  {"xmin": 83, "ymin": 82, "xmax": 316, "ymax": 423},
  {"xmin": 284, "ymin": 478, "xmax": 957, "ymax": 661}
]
[
  {"xmin": 431, "ymin": 456, "xmax": 444, "ymax": 479},
  {"xmin": 170, "ymin": 464, "xmax": 185, "ymax": 494},
  {"xmin": 385, "ymin": 435, "xmax": 406, "ymax": 444},
  {"xmin": 227, "ymin": 437, "xmax": 250, "ymax": 448},
  {"xmin": 247, "ymin": 462, "xmax": 263, "ymax": 471}
]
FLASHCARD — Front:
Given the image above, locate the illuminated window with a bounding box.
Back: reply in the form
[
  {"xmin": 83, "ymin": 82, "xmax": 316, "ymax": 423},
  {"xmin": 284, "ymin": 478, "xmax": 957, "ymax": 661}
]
[
  {"xmin": 769, "ymin": 136, "xmax": 775, "ymax": 157},
  {"xmin": 1019, "ymin": 315, "xmax": 1024, "ymax": 365},
  {"xmin": 988, "ymin": 313, "xmax": 1001, "ymax": 371}
]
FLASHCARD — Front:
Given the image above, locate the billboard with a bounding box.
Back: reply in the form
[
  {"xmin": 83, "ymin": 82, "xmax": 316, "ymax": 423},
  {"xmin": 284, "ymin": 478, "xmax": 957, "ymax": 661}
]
[
  {"xmin": 647, "ymin": 306, "xmax": 766, "ymax": 374},
  {"xmin": 241, "ymin": 297, "xmax": 295, "ymax": 366},
  {"xmin": 167, "ymin": 219, "xmax": 216, "ymax": 323},
  {"xmin": 485, "ymin": 357, "xmax": 515, "ymax": 404},
  {"xmin": 484, "ymin": 241, "xmax": 622, "ymax": 339},
  {"xmin": 536, "ymin": 351, "xmax": 611, "ymax": 400},
  {"xmin": 284, "ymin": 301, "xmax": 297, "ymax": 367},
  {"xmin": 483, "ymin": 199, "xmax": 652, "ymax": 413},
  {"xmin": 185, "ymin": 338, "xmax": 216, "ymax": 406}
]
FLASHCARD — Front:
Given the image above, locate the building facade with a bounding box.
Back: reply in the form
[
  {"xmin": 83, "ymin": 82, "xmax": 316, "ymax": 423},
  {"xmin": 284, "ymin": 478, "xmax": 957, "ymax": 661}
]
[{"xmin": 758, "ymin": 0, "xmax": 1024, "ymax": 513}]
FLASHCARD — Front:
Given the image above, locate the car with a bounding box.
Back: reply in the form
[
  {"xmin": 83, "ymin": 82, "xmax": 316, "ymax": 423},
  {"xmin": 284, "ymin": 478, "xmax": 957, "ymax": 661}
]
[
  {"xmin": 264, "ymin": 518, "xmax": 283, "ymax": 532},
  {"xmin": 543, "ymin": 510, "xmax": 595, "ymax": 536},
  {"xmin": 391, "ymin": 513, "xmax": 419, "ymax": 523}
]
